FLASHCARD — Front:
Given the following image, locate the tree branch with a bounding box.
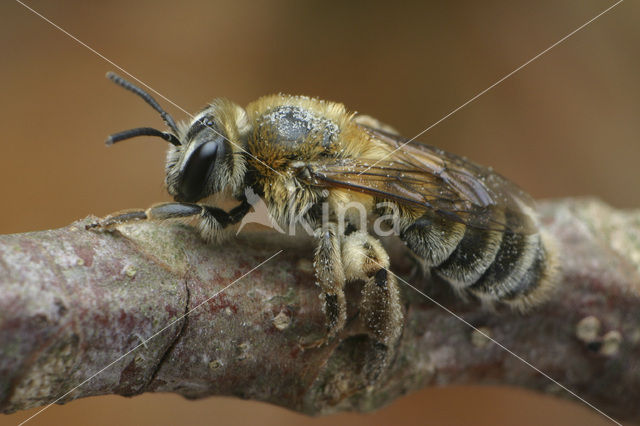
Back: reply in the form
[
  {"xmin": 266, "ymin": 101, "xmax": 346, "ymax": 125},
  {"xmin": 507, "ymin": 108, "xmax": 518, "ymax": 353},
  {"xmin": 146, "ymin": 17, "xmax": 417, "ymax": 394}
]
[{"xmin": 1, "ymin": 198, "xmax": 639, "ymax": 422}]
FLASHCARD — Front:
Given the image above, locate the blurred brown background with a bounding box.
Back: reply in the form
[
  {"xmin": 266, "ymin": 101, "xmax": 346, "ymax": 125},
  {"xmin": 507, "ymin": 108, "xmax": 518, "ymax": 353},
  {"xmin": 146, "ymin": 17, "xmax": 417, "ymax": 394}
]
[{"xmin": 1, "ymin": 1, "xmax": 637, "ymax": 425}]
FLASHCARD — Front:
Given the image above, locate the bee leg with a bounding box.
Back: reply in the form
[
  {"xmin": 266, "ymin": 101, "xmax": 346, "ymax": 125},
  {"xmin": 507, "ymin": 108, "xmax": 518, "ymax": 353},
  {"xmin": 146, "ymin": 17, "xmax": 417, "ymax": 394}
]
[
  {"xmin": 86, "ymin": 201, "xmax": 251, "ymax": 239},
  {"xmin": 303, "ymin": 223, "xmax": 347, "ymax": 349},
  {"xmin": 342, "ymin": 230, "xmax": 404, "ymax": 384}
]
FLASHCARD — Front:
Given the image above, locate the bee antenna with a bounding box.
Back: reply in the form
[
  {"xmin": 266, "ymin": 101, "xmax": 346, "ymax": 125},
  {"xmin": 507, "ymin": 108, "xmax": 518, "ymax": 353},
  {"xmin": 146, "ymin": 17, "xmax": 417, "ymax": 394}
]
[
  {"xmin": 106, "ymin": 72, "xmax": 180, "ymax": 136},
  {"xmin": 106, "ymin": 127, "xmax": 181, "ymax": 146}
]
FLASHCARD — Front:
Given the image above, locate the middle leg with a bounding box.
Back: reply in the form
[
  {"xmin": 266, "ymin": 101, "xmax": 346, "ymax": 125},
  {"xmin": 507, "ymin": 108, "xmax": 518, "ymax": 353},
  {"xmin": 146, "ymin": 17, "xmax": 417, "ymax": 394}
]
[{"xmin": 308, "ymin": 222, "xmax": 347, "ymax": 347}]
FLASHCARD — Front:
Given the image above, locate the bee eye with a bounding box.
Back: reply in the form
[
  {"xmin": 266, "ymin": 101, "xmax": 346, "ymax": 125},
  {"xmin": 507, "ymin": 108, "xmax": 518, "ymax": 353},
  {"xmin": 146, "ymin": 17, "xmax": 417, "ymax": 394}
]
[{"xmin": 177, "ymin": 141, "xmax": 219, "ymax": 202}]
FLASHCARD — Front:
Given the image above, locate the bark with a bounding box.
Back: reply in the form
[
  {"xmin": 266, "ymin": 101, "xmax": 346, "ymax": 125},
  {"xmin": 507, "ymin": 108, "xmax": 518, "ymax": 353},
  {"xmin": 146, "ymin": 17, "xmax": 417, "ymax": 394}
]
[{"xmin": 0, "ymin": 198, "xmax": 638, "ymax": 423}]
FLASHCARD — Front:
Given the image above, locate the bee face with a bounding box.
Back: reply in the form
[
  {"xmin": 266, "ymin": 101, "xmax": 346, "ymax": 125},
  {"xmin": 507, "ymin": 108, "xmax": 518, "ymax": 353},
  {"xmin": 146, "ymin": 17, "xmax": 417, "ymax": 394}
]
[
  {"xmin": 166, "ymin": 112, "xmax": 228, "ymax": 202},
  {"xmin": 164, "ymin": 101, "xmax": 250, "ymax": 203}
]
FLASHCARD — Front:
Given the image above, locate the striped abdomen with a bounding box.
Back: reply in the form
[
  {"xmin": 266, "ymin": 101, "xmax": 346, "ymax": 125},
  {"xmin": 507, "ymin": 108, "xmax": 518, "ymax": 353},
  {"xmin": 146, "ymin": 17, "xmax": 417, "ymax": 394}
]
[{"xmin": 400, "ymin": 211, "xmax": 557, "ymax": 310}]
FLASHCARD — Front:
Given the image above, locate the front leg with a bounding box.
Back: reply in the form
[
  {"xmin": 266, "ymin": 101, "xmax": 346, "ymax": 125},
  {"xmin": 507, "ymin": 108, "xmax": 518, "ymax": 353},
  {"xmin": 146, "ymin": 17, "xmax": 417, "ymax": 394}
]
[{"xmin": 87, "ymin": 201, "xmax": 251, "ymax": 242}]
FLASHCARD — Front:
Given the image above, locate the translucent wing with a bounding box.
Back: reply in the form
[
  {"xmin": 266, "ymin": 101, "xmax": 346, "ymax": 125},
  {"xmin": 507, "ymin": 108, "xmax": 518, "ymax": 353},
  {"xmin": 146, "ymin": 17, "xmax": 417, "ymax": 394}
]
[{"xmin": 307, "ymin": 125, "xmax": 538, "ymax": 234}]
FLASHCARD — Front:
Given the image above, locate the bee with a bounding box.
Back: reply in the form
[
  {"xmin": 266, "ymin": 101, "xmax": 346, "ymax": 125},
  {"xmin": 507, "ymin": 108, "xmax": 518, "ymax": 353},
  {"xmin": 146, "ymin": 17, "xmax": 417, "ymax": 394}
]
[{"xmin": 91, "ymin": 72, "xmax": 558, "ymax": 382}]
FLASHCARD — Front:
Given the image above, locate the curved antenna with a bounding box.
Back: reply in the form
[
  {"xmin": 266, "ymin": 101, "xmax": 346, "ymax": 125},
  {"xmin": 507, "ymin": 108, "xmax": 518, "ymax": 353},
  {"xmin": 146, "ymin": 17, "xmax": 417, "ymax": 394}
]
[
  {"xmin": 106, "ymin": 72, "xmax": 180, "ymax": 136},
  {"xmin": 106, "ymin": 127, "xmax": 181, "ymax": 146}
]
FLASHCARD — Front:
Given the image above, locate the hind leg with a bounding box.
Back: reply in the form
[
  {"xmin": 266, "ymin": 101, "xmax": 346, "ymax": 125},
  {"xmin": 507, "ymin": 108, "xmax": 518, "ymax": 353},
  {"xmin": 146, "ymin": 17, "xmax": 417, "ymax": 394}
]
[{"xmin": 341, "ymin": 230, "xmax": 404, "ymax": 382}]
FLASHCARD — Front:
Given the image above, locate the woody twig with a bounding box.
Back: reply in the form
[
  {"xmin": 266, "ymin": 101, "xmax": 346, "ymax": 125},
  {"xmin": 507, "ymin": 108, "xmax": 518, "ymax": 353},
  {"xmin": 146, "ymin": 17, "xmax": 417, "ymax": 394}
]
[{"xmin": 0, "ymin": 198, "xmax": 638, "ymax": 423}]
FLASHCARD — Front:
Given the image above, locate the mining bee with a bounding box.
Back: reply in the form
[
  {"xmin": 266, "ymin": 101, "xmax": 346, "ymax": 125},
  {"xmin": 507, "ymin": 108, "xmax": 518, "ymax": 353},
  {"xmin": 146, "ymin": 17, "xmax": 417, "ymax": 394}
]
[{"xmin": 91, "ymin": 72, "xmax": 558, "ymax": 383}]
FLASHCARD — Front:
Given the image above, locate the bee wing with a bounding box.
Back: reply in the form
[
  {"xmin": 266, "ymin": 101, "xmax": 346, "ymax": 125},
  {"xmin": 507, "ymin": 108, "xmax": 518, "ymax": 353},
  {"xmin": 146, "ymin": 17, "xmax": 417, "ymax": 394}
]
[{"xmin": 308, "ymin": 125, "xmax": 539, "ymax": 234}]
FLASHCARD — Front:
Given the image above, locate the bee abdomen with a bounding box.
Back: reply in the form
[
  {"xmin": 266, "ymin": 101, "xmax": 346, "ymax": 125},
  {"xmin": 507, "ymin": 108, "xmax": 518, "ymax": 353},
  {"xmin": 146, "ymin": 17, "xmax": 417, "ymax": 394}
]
[
  {"xmin": 467, "ymin": 230, "xmax": 540, "ymax": 301},
  {"xmin": 434, "ymin": 227, "xmax": 503, "ymax": 289},
  {"xmin": 400, "ymin": 213, "xmax": 465, "ymax": 266},
  {"xmin": 403, "ymin": 213, "xmax": 558, "ymax": 310},
  {"xmin": 466, "ymin": 229, "xmax": 557, "ymax": 310},
  {"xmin": 495, "ymin": 231, "xmax": 558, "ymax": 311}
]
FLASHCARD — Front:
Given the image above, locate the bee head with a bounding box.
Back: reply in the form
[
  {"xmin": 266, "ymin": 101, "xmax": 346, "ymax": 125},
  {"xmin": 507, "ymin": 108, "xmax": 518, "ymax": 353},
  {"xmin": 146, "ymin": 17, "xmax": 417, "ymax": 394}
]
[
  {"xmin": 166, "ymin": 102, "xmax": 249, "ymax": 202},
  {"xmin": 104, "ymin": 72, "xmax": 249, "ymax": 203}
]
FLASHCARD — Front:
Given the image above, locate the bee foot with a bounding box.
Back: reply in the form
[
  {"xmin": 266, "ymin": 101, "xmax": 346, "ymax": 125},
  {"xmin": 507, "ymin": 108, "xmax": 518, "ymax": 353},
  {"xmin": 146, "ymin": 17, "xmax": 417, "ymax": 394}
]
[
  {"xmin": 85, "ymin": 222, "xmax": 100, "ymax": 230},
  {"xmin": 85, "ymin": 220, "xmax": 107, "ymax": 231}
]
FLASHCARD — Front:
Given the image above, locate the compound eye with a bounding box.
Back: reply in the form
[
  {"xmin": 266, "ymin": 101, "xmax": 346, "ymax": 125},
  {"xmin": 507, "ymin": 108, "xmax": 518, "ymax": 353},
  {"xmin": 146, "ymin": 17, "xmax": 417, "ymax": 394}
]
[{"xmin": 177, "ymin": 141, "xmax": 219, "ymax": 202}]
